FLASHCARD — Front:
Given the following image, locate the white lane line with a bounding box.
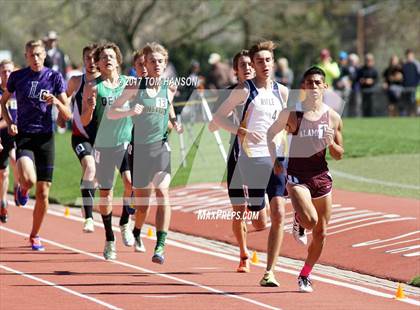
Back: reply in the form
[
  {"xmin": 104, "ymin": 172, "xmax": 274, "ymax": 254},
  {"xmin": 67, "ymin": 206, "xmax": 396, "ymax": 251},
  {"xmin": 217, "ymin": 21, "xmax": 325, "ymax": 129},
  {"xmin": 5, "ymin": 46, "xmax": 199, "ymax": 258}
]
[
  {"xmin": 141, "ymin": 295, "xmax": 179, "ymax": 298},
  {"xmin": 330, "ymin": 169, "xmax": 420, "ymax": 190},
  {"xmin": 371, "ymin": 238, "xmax": 420, "ymax": 250},
  {"xmin": 0, "ymin": 227, "xmax": 280, "ymax": 310},
  {"xmin": 353, "ymin": 231, "xmax": 420, "ymax": 248},
  {"xmin": 329, "ymin": 212, "xmax": 384, "ymax": 224},
  {"xmin": 0, "ymin": 264, "xmax": 122, "ymax": 310},
  {"xmin": 330, "ymin": 210, "xmax": 375, "ymax": 219},
  {"xmin": 9, "ymin": 206, "xmax": 420, "ymax": 307},
  {"xmin": 162, "ymin": 236, "xmax": 420, "ymax": 306},
  {"xmin": 183, "ymin": 199, "xmax": 230, "ymax": 212},
  {"xmin": 404, "ymin": 252, "xmax": 420, "ymax": 257},
  {"xmin": 385, "ymin": 245, "xmax": 420, "ymax": 254},
  {"xmin": 329, "ymin": 218, "xmax": 416, "ymax": 235},
  {"xmin": 328, "ymin": 215, "xmax": 399, "ymax": 231}
]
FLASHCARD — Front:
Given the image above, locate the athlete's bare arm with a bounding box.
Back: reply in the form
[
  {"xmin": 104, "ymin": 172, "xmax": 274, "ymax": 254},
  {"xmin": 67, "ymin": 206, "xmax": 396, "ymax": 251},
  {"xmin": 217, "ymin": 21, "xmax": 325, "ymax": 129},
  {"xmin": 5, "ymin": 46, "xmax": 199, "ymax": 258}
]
[
  {"xmin": 267, "ymin": 109, "xmax": 291, "ymax": 175},
  {"xmin": 168, "ymin": 84, "xmax": 183, "ymax": 133},
  {"xmin": 81, "ymin": 81, "xmax": 97, "ymax": 126},
  {"xmin": 213, "ymin": 83, "xmax": 248, "ymax": 135},
  {"xmin": 66, "ymin": 75, "xmax": 82, "ymax": 98},
  {"xmin": 48, "ymin": 92, "xmax": 71, "ymax": 123},
  {"xmin": 58, "ymin": 75, "xmax": 82, "ymax": 128},
  {"xmin": 0, "ymin": 90, "xmax": 12, "ymax": 125},
  {"xmin": 327, "ymin": 109, "xmax": 344, "ymax": 160},
  {"xmin": 0, "ymin": 90, "xmax": 17, "ymax": 135},
  {"xmin": 107, "ymin": 78, "xmax": 141, "ymax": 120}
]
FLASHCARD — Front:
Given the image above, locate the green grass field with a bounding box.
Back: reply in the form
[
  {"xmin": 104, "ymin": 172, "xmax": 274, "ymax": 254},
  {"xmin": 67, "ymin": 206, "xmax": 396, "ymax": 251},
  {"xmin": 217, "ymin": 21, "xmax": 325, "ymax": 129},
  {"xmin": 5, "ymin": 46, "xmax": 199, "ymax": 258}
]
[{"xmin": 10, "ymin": 117, "xmax": 419, "ymax": 204}]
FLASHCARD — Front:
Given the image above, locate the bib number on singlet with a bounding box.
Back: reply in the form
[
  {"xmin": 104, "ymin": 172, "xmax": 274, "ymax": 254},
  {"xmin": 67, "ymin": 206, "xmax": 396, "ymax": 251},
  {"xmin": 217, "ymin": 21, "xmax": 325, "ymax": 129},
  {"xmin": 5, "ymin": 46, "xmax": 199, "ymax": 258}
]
[
  {"xmin": 75, "ymin": 143, "xmax": 85, "ymax": 155},
  {"xmin": 272, "ymin": 110, "xmax": 278, "ymax": 120},
  {"xmin": 8, "ymin": 99, "xmax": 17, "ymax": 109},
  {"xmin": 156, "ymin": 98, "xmax": 168, "ymax": 109}
]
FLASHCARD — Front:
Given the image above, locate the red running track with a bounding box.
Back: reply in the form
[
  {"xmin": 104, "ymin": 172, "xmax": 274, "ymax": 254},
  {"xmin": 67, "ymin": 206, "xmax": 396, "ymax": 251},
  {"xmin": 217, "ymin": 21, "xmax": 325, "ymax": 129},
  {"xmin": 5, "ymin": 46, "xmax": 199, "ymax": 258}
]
[
  {"xmin": 163, "ymin": 185, "xmax": 420, "ymax": 283},
  {"xmin": 1, "ymin": 202, "xmax": 419, "ymax": 309}
]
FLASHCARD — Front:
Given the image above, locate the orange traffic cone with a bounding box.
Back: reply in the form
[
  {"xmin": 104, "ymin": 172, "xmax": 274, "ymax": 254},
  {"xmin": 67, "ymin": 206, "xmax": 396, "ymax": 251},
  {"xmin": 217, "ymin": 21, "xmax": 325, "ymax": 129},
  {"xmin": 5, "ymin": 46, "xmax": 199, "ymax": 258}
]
[
  {"xmin": 395, "ymin": 283, "xmax": 406, "ymax": 299},
  {"xmin": 251, "ymin": 251, "xmax": 259, "ymax": 264},
  {"xmin": 147, "ymin": 227, "xmax": 154, "ymax": 237}
]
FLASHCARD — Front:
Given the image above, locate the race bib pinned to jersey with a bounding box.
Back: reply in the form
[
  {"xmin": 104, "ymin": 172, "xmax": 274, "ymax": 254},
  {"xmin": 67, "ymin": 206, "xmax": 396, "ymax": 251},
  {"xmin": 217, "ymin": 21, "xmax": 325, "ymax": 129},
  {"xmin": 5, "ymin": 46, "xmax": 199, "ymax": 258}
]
[
  {"xmin": 156, "ymin": 98, "xmax": 168, "ymax": 109},
  {"xmin": 75, "ymin": 143, "xmax": 85, "ymax": 156}
]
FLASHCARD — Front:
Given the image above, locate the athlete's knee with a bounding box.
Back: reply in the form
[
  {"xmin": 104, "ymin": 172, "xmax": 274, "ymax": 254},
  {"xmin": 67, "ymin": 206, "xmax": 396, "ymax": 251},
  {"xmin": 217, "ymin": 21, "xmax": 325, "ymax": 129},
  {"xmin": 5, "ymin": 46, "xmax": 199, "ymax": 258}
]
[
  {"xmin": 312, "ymin": 227, "xmax": 327, "ymax": 243},
  {"xmin": 83, "ymin": 163, "xmax": 96, "ymax": 180},
  {"xmin": 252, "ymin": 217, "xmax": 267, "ymax": 231},
  {"xmin": 36, "ymin": 183, "xmax": 51, "ymax": 202},
  {"xmin": 155, "ymin": 189, "xmax": 170, "ymax": 207},
  {"xmin": 155, "ymin": 187, "xmax": 169, "ymax": 198},
  {"xmin": 0, "ymin": 168, "xmax": 9, "ymax": 179},
  {"xmin": 22, "ymin": 178, "xmax": 35, "ymax": 190},
  {"xmin": 305, "ymin": 217, "xmax": 318, "ymax": 230},
  {"xmin": 270, "ymin": 206, "xmax": 285, "ymax": 226},
  {"xmin": 99, "ymin": 190, "xmax": 113, "ymax": 205},
  {"xmin": 136, "ymin": 204, "xmax": 150, "ymax": 214}
]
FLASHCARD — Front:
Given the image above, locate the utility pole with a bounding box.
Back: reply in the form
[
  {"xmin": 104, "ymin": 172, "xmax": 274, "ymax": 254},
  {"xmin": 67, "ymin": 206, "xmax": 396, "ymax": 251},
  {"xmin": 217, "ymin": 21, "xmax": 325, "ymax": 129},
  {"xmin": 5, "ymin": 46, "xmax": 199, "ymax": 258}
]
[{"xmin": 356, "ymin": 3, "xmax": 381, "ymax": 58}]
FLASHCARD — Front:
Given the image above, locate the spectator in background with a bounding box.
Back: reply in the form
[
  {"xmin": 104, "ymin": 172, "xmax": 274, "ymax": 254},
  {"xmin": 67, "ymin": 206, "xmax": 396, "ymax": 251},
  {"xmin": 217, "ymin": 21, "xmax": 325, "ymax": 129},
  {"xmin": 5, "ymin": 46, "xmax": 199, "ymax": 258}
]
[
  {"xmin": 275, "ymin": 57, "xmax": 294, "ymax": 89},
  {"xmin": 357, "ymin": 53, "xmax": 378, "ymax": 117},
  {"xmin": 44, "ymin": 31, "xmax": 69, "ymax": 133},
  {"xmin": 316, "ymin": 48, "xmax": 340, "ymax": 88},
  {"xmin": 333, "ymin": 51, "xmax": 351, "ymax": 115},
  {"xmin": 383, "ymin": 55, "xmax": 403, "ymax": 117},
  {"xmin": 43, "ymin": 31, "xmax": 69, "ymax": 78},
  {"xmin": 176, "ymin": 60, "xmax": 203, "ymax": 115},
  {"xmin": 207, "ymin": 53, "xmax": 232, "ymax": 90},
  {"xmin": 402, "ymin": 49, "xmax": 420, "ymax": 116},
  {"xmin": 347, "ymin": 53, "xmax": 360, "ymax": 117},
  {"xmin": 185, "ymin": 60, "xmax": 201, "ymax": 97}
]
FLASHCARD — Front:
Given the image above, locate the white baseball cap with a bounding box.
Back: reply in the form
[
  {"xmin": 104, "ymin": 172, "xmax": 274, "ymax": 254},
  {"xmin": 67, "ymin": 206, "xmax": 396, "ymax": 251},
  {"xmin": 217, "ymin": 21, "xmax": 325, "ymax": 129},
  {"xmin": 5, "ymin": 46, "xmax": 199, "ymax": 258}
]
[{"xmin": 208, "ymin": 53, "xmax": 221, "ymax": 65}]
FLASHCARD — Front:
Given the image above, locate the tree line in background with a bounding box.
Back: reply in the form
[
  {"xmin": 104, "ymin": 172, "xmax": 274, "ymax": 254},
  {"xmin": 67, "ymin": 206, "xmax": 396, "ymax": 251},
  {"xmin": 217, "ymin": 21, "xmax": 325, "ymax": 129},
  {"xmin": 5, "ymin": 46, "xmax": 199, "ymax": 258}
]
[{"xmin": 0, "ymin": 0, "xmax": 419, "ymax": 84}]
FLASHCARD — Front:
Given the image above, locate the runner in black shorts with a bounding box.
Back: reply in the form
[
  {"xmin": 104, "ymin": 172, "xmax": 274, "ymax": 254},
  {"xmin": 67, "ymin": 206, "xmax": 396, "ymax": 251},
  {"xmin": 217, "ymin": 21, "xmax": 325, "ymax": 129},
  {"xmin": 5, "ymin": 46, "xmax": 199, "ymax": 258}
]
[
  {"xmin": 0, "ymin": 60, "xmax": 20, "ymax": 222},
  {"xmin": 209, "ymin": 50, "xmax": 270, "ymax": 273},
  {"xmin": 0, "ymin": 40, "xmax": 71, "ymax": 251},
  {"xmin": 66, "ymin": 44, "xmax": 99, "ymax": 233},
  {"xmin": 214, "ymin": 41, "xmax": 289, "ymax": 287}
]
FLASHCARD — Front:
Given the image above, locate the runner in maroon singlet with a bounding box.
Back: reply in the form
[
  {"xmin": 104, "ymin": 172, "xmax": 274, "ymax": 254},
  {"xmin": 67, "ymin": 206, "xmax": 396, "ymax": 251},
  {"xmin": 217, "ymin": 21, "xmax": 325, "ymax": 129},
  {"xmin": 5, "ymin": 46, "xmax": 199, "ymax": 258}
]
[{"xmin": 267, "ymin": 66, "xmax": 344, "ymax": 293}]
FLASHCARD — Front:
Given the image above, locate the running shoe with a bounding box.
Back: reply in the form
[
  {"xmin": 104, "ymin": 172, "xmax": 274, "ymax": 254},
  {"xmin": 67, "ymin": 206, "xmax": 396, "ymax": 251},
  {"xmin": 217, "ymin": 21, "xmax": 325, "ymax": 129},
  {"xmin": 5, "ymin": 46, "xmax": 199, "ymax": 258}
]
[
  {"xmin": 152, "ymin": 244, "xmax": 165, "ymax": 264},
  {"xmin": 134, "ymin": 235, "xmax": 146, "ymax": 253},
  {"xmin": 236, "ymin": 256, "xmax": 250, "ymax": 273},
  {"xmin": 292, "ymin": 212, "xmax": 307, "ymax": 246},
  {"xmin": 30, "ymin": 235, "xmax": 45, "ymax": 251},
  {"xmin": 260, "ymin": 271, "xmax": 280, "ymax": 287},
  {"xmin": 16, "ymin": 185, "xmax": 29, "ymax": 206},
  {"xmin": 103, "ymin": 240, "xmax": 117, "ymax": 260},
  {"xmin": 298, "ymin": 275, "xmax": 313, "ymax": 293},
  {"xmin": 0, "ymin": 204, "xmax": 8, "ymax": 223},
  {"xmin": 83, "ymin": 217, "xmax": 95, "ymax": 233},
  {"xmin": 120, "ymin": 222, "xmax": 135, "ymax": 247}
]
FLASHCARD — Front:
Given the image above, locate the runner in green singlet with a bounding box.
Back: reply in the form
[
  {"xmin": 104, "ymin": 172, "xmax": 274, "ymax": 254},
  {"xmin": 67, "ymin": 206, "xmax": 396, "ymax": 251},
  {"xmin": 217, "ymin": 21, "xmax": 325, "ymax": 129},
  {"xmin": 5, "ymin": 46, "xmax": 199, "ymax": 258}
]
[
  {"xmin": 81, "ymin": 43, "xmax": 135, "ymax": 260},
  {"xmin": 108, "ymin": 42, "xmax": 182, "ymax": 264}
]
